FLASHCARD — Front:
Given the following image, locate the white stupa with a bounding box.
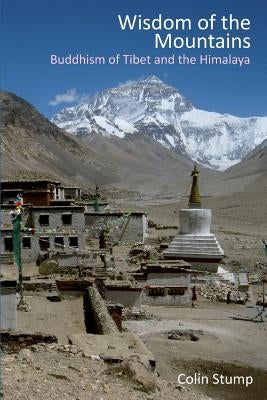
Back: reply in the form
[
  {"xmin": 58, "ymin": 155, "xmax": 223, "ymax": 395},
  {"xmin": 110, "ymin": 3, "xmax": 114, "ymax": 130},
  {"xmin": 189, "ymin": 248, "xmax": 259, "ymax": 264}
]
[{"xmin": 163, "ymin": 166, "xmax": 224, "ymax": 271}]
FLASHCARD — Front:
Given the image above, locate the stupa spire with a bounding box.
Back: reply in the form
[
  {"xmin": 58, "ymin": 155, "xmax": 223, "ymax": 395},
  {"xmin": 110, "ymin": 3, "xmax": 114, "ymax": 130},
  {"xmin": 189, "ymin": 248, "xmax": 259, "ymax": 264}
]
[{"xmin": 188, "ymin": 165, "xmax": 201, "ymax": 208}]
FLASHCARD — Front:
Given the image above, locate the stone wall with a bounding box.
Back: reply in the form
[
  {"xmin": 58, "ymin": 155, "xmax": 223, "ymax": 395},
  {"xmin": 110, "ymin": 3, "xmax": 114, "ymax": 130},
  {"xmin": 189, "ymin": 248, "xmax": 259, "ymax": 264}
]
[
  {"xmin": 85, "ymin": 203, "xmax": 108, "ymax": 212},
  {"xmin": 1, "ymin": 208, "xmax": 21, "ymax": 225},
  {"xmin": 55, "ymin": 251, "xmax": 94, "ymax": 268},
  {"xmin": 1, "ymin": 331, "xmax": 57, "ymax": 353},
  {"xmin": 0, "ymin": 237, "xmax": 90, "ymax": 265},
  {"xmin": 23, "ymin": 191, "xmax": 52, "ymax": 206},
  {"xmin": 33, "ymin": 207, "xmax": 85, "ymax": 251},
  {"xmin": 1, "ymin": 209, "xmax": 31, "ymax": 261},
  {"xmin": 83, "ymin": 287, "xmax": 118, "ymax": 334},
  {"xmin": 85, "ymin": 213, "xmax": 148, "ymax": 244},
  {"xmin": 0, "ymin": 282, "xmax": 17, "ymax": 330},
  {"xmin": 23, "ymin": 281, "xmax": 53, "ymax": 292}
]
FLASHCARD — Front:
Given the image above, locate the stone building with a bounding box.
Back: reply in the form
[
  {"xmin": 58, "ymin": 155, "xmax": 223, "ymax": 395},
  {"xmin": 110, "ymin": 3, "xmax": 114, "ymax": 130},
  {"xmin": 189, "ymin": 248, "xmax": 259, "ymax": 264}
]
[
  {"xmin": 1, "ymin": 179, "xmax": 60, "ymax": 206},
  {"xmin": 1, "ymin": 180, "xmax": 82, "ymax": 205},
  {"xmin": 0, "ymin": 178, "xmax": 88, "ymax": 266},
  {"xmin": 142, "ymin": 261, "xmax": 191, "ymax": 306},
  {"xmin": 0, "ymin": 204, "xmax": 86, "ymax": 264}
]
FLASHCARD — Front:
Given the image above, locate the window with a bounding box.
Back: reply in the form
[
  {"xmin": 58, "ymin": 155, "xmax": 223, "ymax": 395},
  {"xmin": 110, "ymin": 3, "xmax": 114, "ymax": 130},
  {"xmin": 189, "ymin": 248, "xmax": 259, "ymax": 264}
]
[
  {"xmin": 22, "ymin": 237, "xmax": 31, "ymax": 249},
  {"xmin": 39, "ymin": 237, "xmax": 50, "ymax": 251},
  {"xmin": 148, "ymin": 288, "xmax": 165, "ymax": 297},
  {"xmin": 4, "ymin": 237, "xmax": 13, "ymax": 252},
  {"xmin": 62, "ymin": 213, "xmax": 72, "ymax": 225},
  {"xmin": 69, "ymin": 236, "xmax": 78, "ymax": 247},
  {"xmin": 39, "ymin": 214, "xmax": 49, "ymax": 226},
  {"xmin": 54, "ymin": 236, "xmax": 64, "ymax": 249},
  {"xmin": 168, "ymin": 288, "xmax": 185, "ymax": 296}
]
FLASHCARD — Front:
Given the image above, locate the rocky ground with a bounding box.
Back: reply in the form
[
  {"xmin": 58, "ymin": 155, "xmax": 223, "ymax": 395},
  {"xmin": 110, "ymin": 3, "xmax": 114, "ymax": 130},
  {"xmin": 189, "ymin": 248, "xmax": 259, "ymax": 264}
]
[
  {"xmin": 2, "ymin": 343, "xmax": 211, "ymax": 400},
  {"xmin": 2, "ymin": 289, "xmax": 267, "ymax": 400}
]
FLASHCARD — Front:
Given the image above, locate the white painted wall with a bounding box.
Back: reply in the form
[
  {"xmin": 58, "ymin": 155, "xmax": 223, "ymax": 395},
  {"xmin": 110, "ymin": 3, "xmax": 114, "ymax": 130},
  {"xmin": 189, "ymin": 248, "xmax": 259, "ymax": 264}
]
[
  {"xmin": 146, "ymin": 272, "xmax": 190, "ymax": 287},
  {"xmin": 104, "ymin": 289, "xmax": 142, "ymax": 308},
  {"xmin": 179, "ymin": 209, "xmax": 212, "ymax": 235}
]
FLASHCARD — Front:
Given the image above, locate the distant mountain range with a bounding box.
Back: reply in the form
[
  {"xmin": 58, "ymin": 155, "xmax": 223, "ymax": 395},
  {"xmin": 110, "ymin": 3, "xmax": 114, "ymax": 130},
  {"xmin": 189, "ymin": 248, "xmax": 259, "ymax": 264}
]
[
  {"xmin": 1, "ymin": 90, "xmax": 266, "ymax": 199},
  {"xmin": 52, "ymin": 76, "xmax": 267, "ymax": 170}
]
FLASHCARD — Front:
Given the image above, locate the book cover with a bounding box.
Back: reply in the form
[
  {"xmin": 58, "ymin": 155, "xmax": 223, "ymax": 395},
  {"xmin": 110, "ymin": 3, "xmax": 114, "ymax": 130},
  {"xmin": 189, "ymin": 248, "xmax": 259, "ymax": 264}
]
[{"xmin": 1, "ymin": 1, "xmax": 267, "ymax": 399}]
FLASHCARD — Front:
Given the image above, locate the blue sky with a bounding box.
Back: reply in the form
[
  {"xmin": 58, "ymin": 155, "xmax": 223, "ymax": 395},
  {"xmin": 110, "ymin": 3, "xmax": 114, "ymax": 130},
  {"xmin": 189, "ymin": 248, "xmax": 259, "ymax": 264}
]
[{"xmin": 1, "ymin": 0, "xmax": 267, "ymax": 118}]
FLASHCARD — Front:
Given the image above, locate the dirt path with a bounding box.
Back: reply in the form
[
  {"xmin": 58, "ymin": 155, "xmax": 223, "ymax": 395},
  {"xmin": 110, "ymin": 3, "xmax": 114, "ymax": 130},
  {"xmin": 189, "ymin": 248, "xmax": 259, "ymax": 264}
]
[
  {"xmin": 17, "ymin": 294, "xmax": 85, "ymax": 343},
  {"xmin": 125, "ymin": 303, "xmax": 267, "ymax": 400}
]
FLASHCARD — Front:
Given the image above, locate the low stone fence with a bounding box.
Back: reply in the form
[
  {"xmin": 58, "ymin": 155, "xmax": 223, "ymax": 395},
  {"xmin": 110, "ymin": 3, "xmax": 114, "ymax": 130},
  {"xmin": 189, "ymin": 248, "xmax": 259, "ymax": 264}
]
[
  {"xmin": 56, "ymin": 252, "xmax": 95, "ymax": 268},
  {"xmin": 200, "ymin": 280, "xmax": 248, "ymax": 304},
  {"xmin": 1, "ymin": 330, "xmax": 57, "ymax": 352},
  {"xmin": 23, "ymin": 281, "xmax": 53, "ymax": 292}
]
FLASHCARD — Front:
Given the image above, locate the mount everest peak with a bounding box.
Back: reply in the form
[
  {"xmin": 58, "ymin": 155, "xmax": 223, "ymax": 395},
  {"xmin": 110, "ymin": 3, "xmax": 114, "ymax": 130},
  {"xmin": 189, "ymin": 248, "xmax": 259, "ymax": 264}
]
[{"xmin": 52, "ymin": 76, "xmax": 267, "ymax": 170}]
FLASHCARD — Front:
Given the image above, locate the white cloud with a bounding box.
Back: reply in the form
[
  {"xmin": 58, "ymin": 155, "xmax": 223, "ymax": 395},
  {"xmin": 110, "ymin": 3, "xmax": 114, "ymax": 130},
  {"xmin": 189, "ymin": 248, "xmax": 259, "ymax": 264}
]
[
  {"xmin": 79, "ymin": 93, "xmax": 92, "ymax": 103},
  {"xmin": 117, "ymin": 79, "xmax": 137, "ymax": 87},
  {"xmin": 49, "ymin": 89, "xmax": 78, "ymax": 106}
]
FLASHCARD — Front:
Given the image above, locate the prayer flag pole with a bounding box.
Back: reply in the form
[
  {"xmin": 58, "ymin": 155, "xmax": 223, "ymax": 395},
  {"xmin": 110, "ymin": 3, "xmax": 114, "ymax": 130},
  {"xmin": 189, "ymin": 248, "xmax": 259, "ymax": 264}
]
[{"xmin": 10, "ymin": 194, "xmax": 26, "ymax": 309}]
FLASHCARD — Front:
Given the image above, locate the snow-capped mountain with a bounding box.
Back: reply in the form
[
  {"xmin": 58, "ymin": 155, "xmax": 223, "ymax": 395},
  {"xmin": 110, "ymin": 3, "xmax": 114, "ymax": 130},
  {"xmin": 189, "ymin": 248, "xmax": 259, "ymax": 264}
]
[{"xmin": 52, "ymin": 76, "xmax": 267, "ymax": 170}]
